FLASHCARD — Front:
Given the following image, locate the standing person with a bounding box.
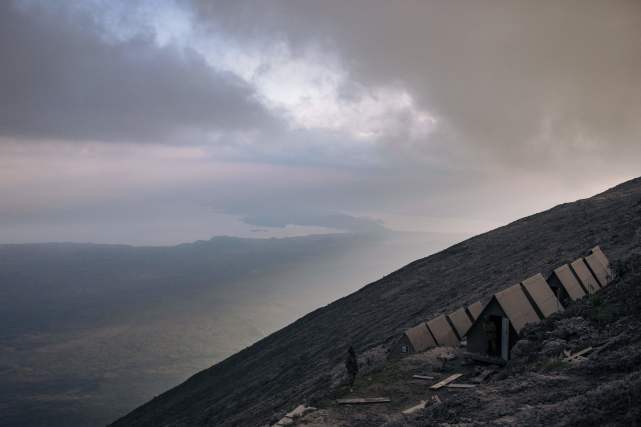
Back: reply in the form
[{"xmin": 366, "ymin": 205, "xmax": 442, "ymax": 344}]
[{"xmin": 345, "ymin": 346, "xmax": 358, "ymax": 390}]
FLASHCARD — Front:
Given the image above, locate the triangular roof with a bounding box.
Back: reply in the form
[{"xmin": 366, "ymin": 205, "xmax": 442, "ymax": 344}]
[
  {"xmin": 521, "ymin": 273, "xmax": 563, "ymax": 318},
  {"xmin": 552, "ymin": 264, "xmax": 586, "ymax": 301},
  {"xmin": 494, "ymin": 283, "xmax": 541, "ymax": 333},
  {"xmin": 404, "ymin": 322, "xmax": 436, "ymax": 352}
]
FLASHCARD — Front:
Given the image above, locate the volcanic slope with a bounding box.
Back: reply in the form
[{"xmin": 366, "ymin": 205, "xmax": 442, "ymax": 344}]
[{"xmin": 112, "ymin": 176, "xmax": 641, "ymax": 426}]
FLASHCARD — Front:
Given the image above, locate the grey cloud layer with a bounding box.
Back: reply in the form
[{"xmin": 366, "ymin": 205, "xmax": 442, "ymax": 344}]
[
  {"xmin": 0, "ymin": 1, "xmax": 277, "ymax": 143},
  {"xmin": 194, "ymin": 0, "xmax": 641, "ymax": 165},
  {"xmin": 1, "ymin": 0, "xmax": 640, "ymax": 244}
]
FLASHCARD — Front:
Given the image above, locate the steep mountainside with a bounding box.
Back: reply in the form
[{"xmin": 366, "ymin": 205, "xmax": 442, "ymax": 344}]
[{"xmin": 112, "ymin": 177, "xmax": 641, "ymax": 426}]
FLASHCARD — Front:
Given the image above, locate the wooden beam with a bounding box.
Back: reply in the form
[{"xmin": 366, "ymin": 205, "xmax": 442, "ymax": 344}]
[
  {"xmin": 446, "ymin": 383, "xmax": 476, "ymax": 389},
  {"xmin": 563, "ymin": 346, "xmax": 593, "ymax": 362},
  {"xmin": 401, "ymin": 400, "xmax": 426, "ymax": 415},
  {"xmin": 412, "ymin": 375, "xmax": 435, "ymax": 380},
  {"xmin": 430, "ymin": 373, "xmax": 463, "ymax": 390},
  {"xmin": 336, "ymin": 397, "xmax": 391, "ymax": 404},
  {"xmin": 471, "ymin": 368, "xmax": 495, "ymax": 383}
]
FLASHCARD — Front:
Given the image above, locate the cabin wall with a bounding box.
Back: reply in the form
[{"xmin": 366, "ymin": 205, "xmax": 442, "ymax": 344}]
[{"xmin": 389, "ymin": 334, "xmax": 414, "ymax": 358}]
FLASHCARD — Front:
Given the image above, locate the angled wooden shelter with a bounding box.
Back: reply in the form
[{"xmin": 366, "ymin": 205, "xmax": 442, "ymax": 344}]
[
  {"xmin": 467, "ymin": 301, "xmax": 484, "ymax": 321},
  {"xmin": 548, "ymin": 264, "xmax": 586, "ymax": 303},
  {"xmin": 448, "ymin": 307, "xmax": 474, "ymax": 339},
  {"xmin": 591, "ymin": 245, "xmax": 610, "ymax": 270},
  {"xmin": 427, "ymin": 314, "xmax": 459, "ymax": 347},
  {"xmin": 585, "ymin": 253, "xmax": 610, "ymax": 288},
  {"xmin": 466, "ymin": 284, "xmax": 541, "ymax": 360},
  {"xmin": 494, "ymin": 284, "xmax": 541, "ymax": 333},
  {"xmin": 392, "ymin": 245, "xmax": 612, "ymax": 360},
  {"xmin": 570, "ymin": 258, "xmax": 601, "ymax": 294},
  {"xmin": 521, "ymin": 273, "xmax": 564, "ymax": 318},
  {"xmin": 391, "ymin": 322, "xmax": 436, "ymax": 356}
]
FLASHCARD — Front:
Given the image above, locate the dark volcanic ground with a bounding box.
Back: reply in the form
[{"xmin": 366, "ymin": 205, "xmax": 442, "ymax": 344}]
[
  {"xmin": 112, "ymin": 177, "xmax": 641, "ymax": 427},
  {"xmin": 403, "ymin": 251, "xmax": 641, "ymax": 426},
  {"xmin": 289, "ymin": 251, "xmax": 641, "ymax": 426}
]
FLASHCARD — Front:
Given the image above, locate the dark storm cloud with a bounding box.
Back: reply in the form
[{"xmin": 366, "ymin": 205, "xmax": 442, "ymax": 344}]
[
  {"xmin": 0, "ymin": 1, "xmax": 277, "ymax": 143},
  {"xmin": 193, "ymin": 0, "xmax": 641, "ymax": 165}
]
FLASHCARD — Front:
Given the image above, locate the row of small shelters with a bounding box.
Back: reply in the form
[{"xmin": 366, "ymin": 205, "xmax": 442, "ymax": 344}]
[
  {"xmin": 393, "ymin": 246, "xmax": 612, "ymax": 361},
  {"xmin": 393, "ymin": 301, "xmax": 483, "ymax": 356}
]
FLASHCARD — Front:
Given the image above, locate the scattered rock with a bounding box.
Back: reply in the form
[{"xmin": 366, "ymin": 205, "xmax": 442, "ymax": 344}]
[
  {"xmin": 540, "ymin": 339, "xmax": 567, "ymax": 357},
  {"xmin": 272, "ymin": 404, "xmax": 316, "ymax": 426},
  {"xmin": 551, "ymin": 317, "xmax": 592, "ymax": 340},
  {"xmin": 510, "ymin": 339, "xmax": 535, "ymax": 359},
  {"xmin": 358, "ymin": 345, "xmax": 388, "ymax": 376}
]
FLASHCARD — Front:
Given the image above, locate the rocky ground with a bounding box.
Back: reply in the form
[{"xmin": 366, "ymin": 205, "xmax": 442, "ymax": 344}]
[{"xmin": 285, "ymin": 252, "xmax": 641, "ymax": 426}]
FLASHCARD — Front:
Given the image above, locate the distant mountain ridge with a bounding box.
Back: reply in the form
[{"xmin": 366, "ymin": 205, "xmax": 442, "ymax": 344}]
[
  {"xmin": 0, "ymin": 234, "xmax": 380, "ymax": 334},
  {"xmin": 112, "ymin": 176, "xmax": 641, "ymax": 426}
]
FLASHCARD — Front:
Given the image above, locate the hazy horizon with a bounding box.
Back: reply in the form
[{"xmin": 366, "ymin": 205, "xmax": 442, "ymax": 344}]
[
  {"xmin": 0, "ymin": 180, "xmax": 626, "ymax": 246},
  {"xmin": 2, "ymin": 1, "xmax": 640, "ymax": 245}
]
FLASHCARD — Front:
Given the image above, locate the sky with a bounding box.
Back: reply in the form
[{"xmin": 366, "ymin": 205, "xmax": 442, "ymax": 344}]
[{"xmin": 1, "ymin": 0, "xmax": 640, "ymax": 245}]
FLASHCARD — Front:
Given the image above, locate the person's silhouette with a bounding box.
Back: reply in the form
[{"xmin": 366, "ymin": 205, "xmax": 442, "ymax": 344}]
[{"xmin": 345, "ymin": 346, "xmax": 358, "ymax": 389}]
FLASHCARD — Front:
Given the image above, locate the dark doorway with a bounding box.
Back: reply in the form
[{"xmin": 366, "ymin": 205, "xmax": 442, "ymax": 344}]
[{"xmin": 483, "ymin": 315, "xmax": 502, "ymax": 357}]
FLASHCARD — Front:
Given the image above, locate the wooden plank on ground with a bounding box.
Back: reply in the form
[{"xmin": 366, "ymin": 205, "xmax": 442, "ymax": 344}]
[
  {"xmin": 446, "ymin": 383, "xmax": 476, "ymax": 389},
  {"xmin": 471, "ymin": 368, "xmax": 495, "ymax": 384},
  {"xmin": 563, "ymin": 346, "xmax": 593, "ymax": 362},
  {"xmin": 412, "ymin": 375, "xmax": 435, "ymax": 380},
  {"xmin": 336, "ymin": 397, "xmax": 391, "ymax": 405},
  {"xmin": 274, "ymin": 417, "xmax": 293, "ymax": 426},
  {"xmin": 430, "ymin": 373, "xmax": 463, "ymax": 390},
  {"xmin": 401, "ymin": 400, "xmax": 426, "ymax": 415}
]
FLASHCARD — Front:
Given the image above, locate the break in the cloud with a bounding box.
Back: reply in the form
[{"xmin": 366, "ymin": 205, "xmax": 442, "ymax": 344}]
[{"xmin": 0, "ymin": 0, "xmax": 640, "ymax": 244}]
